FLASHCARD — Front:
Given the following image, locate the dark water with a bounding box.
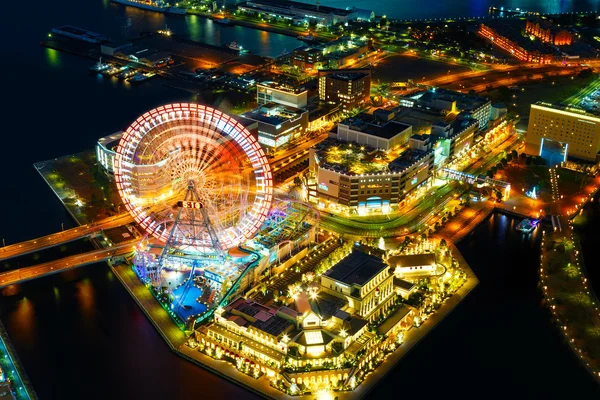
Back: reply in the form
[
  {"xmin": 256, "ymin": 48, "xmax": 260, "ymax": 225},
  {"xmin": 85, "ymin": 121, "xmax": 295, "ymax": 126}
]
[
  {"xmin": 311, "ymin": 0, "xmax": 600, "ymax": 19},
  {"xmin": 368, "ymin": 212, "xmax": 600, "ymax": 398},
  {"xmin": 1, "ymin": 0, "xmax": 599, "ymax": 398}
]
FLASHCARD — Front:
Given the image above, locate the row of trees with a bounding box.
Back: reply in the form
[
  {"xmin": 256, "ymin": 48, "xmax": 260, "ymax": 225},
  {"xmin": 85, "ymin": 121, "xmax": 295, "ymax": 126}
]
[{"xmin": 314, "ymin": 241, "xmax": 354, "ymax": 275}]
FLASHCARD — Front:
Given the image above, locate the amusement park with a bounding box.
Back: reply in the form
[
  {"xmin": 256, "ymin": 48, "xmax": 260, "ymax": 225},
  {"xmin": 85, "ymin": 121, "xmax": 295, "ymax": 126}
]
[
  {"xmin": 0, "ymin": 101, "xmax": 469, "ymax": 398},
  {"xmin": 87, "ymin": 103, "xmax": 472, "ymax": 397},
  {"xmin": 108, "ymin": 103, "xmax": 323, "ymax": 330}
]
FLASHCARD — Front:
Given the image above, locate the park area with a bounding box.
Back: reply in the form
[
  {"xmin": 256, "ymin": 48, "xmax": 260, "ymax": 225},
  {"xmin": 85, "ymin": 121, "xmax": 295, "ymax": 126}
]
[
  {"xmin": 35, "ymin": 151, "xmax": 123, "ymax": 224},
  {"xmin": 541, "ymin": 227, "xmax": 600, "ymax": 380}
]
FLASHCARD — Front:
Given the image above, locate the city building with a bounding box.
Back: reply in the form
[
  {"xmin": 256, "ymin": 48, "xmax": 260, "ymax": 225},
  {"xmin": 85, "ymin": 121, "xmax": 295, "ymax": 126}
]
[
  {"xmin": 336, "ymin": 111, "xmax": 413, "ymax": 151},
  {"xmin": 238, "ymin": 0, "xmax": 365, "ymax": 26},
  {"xmin": 525, "ymin": 102, "xmax": 600, "ymax": 162},
  {"xmin": 321, "ymin": 250, "xmax": 396, "ymax": 322},
  {"xmin": 291, "ymin": 36, "xmax": 370, "ymax": 71},
  {"xmin": 525, "ymin": 18, "xmax": 573, "ymax": 46},
  {"xmin": 257, "ymin": 81, "xmax": 308, "ymax": 108},
  {"xmin": 309, "ymin": 136, "xmax": 434, "ymax": 213},
  {"xmin": 388, "ymin": 253, "xmax": 437, "ymax": 277},
  {"xmin": 479, "ymin": 22, "xmax": 553, "ymax": 64},
  {"xmin": 402, "ymin": 88, "xmax": 491, "ymax": 130},
  {"xmin": 96, "ymin": 131, "xmax": 123, "ymax": 174},
  {"xmin": 241, "ymin": 103, "xmax": 309, "ymax": 150},
  {"xmin": 114, "ymin": 46, "xmax": 173, "ymax": 68},
  {"xmin": 292, "ymin": 46, "xmax": 326, "ymax": 71},
  {"xmin": 197, "ymin": 249, "xmax": 415, "ymax": 379},
  {"xmin": 318, "ymin": 69, "xmax": 371, "ymax": 112},
  {"xmin": 100, "ymin": 40, "xmax": 133, "ymax": 56},
  {"xmin": 309, "ymin": 103, "xmax": 478, "ymax": 213}
]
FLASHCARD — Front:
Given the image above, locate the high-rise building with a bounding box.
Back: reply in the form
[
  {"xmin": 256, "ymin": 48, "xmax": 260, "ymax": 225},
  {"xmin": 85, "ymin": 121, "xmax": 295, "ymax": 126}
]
[
  {"xmin": 318, "ymin": 69, "xmax": 371, "ymax": 112},
  {"xmin": 525, "ymin": 102, "xmax": 600, "ymax": 162}
]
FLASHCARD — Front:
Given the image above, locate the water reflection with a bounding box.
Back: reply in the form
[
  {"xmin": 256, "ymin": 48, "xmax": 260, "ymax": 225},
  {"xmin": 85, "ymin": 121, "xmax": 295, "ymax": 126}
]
[
  {"xmin": 75, "ymin": 277, "xmax": 95, "ymax": 316},
  {"xmin": 45, "ymin": 48, "xmax": 61, "ymax": 68}
]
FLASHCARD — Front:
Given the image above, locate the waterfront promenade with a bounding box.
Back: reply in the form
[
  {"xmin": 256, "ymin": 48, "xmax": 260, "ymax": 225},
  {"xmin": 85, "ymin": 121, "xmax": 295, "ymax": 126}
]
[
  {"xmin": 0, "ymin": 319, "xmax": 37, "ymax": 400},
  {"xmin": 539, "ymin": 216, "xmax": 600, "ymax": 382}
]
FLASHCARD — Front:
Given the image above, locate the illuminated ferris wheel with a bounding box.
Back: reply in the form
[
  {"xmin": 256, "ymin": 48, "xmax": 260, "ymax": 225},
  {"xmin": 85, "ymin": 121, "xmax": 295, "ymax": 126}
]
[{"xmin": 114, "ymin": 103, "xmax": 273, "ymax": 251}]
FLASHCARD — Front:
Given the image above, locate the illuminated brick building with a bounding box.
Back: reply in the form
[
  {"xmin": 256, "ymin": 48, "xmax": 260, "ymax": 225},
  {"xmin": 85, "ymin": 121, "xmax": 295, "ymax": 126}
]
[
  {"xmin": 479, "ymin": 22, "xmax": 553, "ymax": 64},
  {"xmin": 525, "ymin": 19, "xmax": 573, "ymax": 46}
]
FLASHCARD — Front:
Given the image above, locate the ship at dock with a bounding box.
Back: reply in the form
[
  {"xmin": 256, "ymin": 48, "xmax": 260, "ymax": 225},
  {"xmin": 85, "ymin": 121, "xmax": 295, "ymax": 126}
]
[{"xmin": 111, "ymin": 0, "xmax": 187, "ymax": 15}]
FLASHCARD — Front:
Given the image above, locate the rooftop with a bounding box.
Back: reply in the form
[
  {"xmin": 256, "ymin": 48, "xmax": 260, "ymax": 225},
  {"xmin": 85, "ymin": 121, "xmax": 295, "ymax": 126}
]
[
  {"xmin": 251, "ymin": 315, "xmax": 293, "ymax": 337},
  {"xmin": 533, "ymin": 101, "xmax": 600, "ymax": 119},
  {"xmin": 241, "ymin": 102, "xmax": 306, "ymax": 126},
  {"xmin": 258, "ymin": 80, "xmax": 308, "ymax": 94},
  {"xmin": 341, "ymin": 114, "xmax": 412, "ymax": 140},
  {"xmin": 326, "ymin": 71, "xmax": 370, "ymax": 82},
  {"xmin": 393, "ymin": 277, "xmax": 416, "ymax": 291},
  {"xmin": 97, "ymin": 131, "xmax": 124, "ymax": 151},
  {"xmin": 389, "ymin": 253, "xmax": 436, "ymax": 268},
  {"xmin": 323, "ymin": 250, "xmax": 389, "ymax": 287},
  {"xmin": 245, "ymin": 0, "xmax": 356, "ymax": 16},
  {"xmin": 482, "ymin": 20, "xmax": 555, "ymax": 55},
  {"xmin": 415, "ymin": 88, "xmax": 490, "ymax": 112}
]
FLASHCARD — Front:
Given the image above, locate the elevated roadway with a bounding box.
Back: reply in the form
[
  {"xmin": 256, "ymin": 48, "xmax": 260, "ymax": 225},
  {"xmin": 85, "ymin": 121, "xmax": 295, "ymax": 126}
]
[
  {"xmin": 0, "ymin": 239, "xmax": 138, "ymax": 288},
  {"xmin": 0, "ymin": 213, "xmax": 134, "ymax": 262}
]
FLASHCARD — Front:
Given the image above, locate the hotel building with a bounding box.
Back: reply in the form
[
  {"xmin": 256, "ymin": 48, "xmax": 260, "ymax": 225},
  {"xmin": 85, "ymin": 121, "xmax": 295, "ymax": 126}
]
[{"xmin": 525, "ymin": 102, "xmax": 600, "ymax": 162}]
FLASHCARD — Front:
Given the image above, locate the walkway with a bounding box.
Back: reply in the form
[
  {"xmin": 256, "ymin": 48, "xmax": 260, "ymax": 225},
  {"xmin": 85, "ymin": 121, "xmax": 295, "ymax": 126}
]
[
  {"xmin": 0, "ymin": 319, "xmax": 37, "ymax": 400},
  {"xmin": 111, "ymin": 263, "xmax": 186, "ymax": 348}
]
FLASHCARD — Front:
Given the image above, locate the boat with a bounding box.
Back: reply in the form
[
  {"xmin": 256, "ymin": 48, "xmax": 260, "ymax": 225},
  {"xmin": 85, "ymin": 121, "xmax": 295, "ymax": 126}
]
[
  {"xmin": 127, "ymin": 72, "xmax": 155, "ymax": 84},
  {"xmin": 89, "ymin": 58, "xmax": 111, "ymax": 74},
  {"xmin": 516, "ymin": 218, "xmax": 539, "ymax": 234},
  {"xmin": 111, "ymin": 0, "xmax": 186, "ymax": 15},
  {"xmin": 102, "ymin": 64, "xmax": 127, "ymax": 77},
  {"xmin": 225, "ymin": 41, "xmax": 247, "ymax": 53},
  {"xmin": 214, "ymin": 17, "xmax": 231, "ymax": 26},
  {"xmin": 297, "ymin": 33, "xmax": 317, "ymax": 42},
  {"xmin": 118, "ymin": 68, "xmax": 137, "ymax": 80}
]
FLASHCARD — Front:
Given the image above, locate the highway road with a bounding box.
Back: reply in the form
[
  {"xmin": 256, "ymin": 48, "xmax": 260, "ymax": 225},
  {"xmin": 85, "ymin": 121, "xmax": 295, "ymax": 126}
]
[
  {"xmin": 0, "ymin": 213, "xmax": 134, "ymax": 262},
  {"xmin": 0, "ymin": 239, "xmax": 138, "ymax": 288}
]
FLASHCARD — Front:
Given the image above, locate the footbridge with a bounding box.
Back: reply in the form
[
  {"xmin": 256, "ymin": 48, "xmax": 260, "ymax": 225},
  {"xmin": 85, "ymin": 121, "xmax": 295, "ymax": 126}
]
[{"xmin": 441, "ymin": 168, "xmax": 511, "ymax": 197}]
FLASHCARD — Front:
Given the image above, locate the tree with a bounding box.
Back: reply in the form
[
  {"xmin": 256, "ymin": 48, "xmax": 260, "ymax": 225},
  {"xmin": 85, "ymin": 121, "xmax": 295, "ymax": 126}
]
[
  {"xmin": 511, "ymin": 149, "xmax": 518, "ymax": 159},
  {"xmin": 440, "ymin": 238, "xmax": 447, "ymax": 248},
  {"xmin": 293, "ymin": 176, "xmax": 302, "ymax": 187},
  {"xmin": 525, "ymin": 156, "xmax": 533, "ymax": 165}
]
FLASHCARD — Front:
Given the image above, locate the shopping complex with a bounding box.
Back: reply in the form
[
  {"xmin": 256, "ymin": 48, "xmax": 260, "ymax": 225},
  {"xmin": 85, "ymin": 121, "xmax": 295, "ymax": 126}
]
[{"xmin": 308, "ymin": 89, "xmax": 503, "ymax": 214}]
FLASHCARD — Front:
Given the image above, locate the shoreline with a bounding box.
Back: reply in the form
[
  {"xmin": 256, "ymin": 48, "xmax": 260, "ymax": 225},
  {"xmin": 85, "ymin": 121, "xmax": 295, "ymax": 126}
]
[{"xmin": 30, "ymin": 152, "xmax": 483, "ymax": 399}]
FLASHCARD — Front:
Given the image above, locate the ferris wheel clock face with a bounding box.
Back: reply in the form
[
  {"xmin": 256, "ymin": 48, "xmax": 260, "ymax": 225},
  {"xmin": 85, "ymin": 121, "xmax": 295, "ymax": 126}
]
[{"xmin": 113, "ymin": 103, "xmax": 273, "ymax": 250}]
